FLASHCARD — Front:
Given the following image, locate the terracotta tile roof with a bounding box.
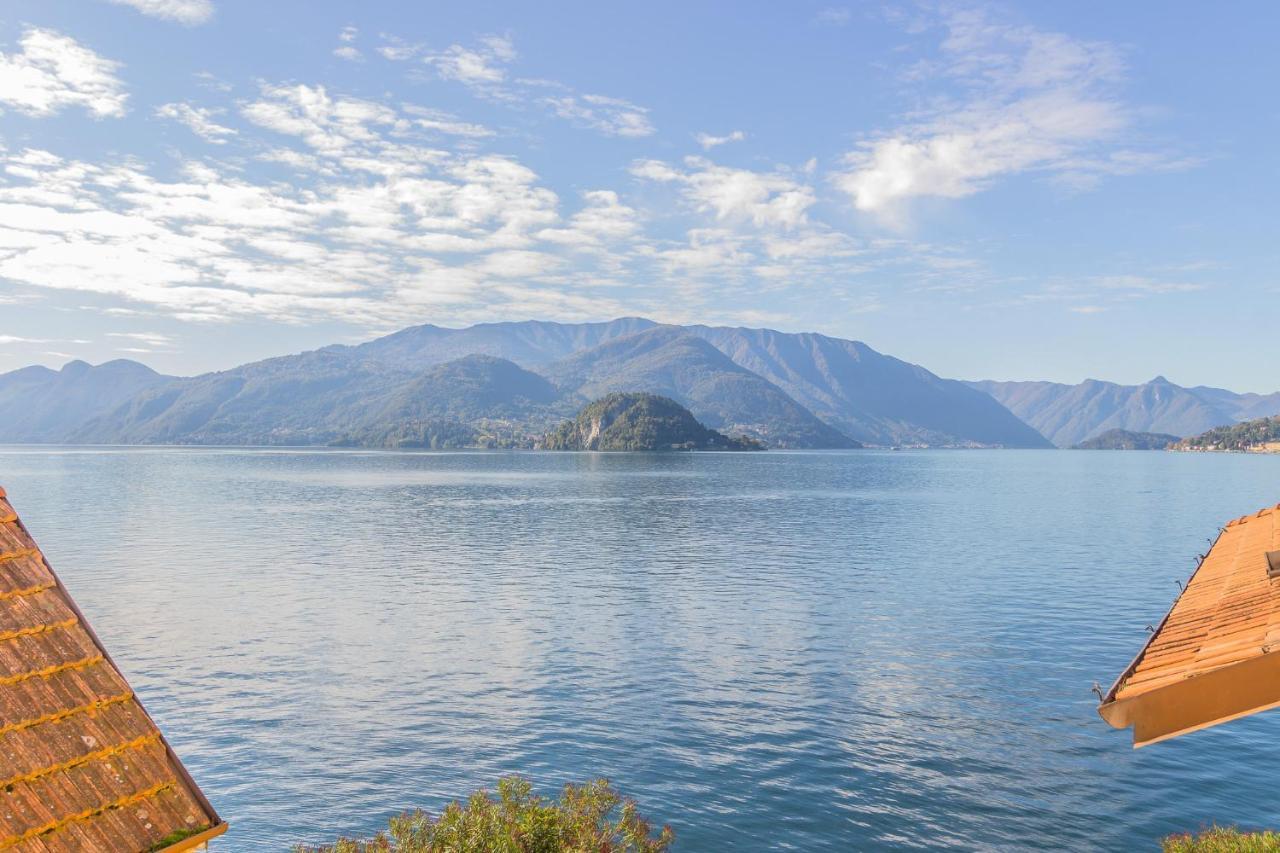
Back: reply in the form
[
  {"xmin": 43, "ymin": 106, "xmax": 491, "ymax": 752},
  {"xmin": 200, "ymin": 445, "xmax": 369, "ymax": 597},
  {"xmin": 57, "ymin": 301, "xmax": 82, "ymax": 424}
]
[
  {"xmin": 1099, "ymin": 502, "xmax": 1280, "ymax": 747},
  {"xmin": 0, "ymin": 487, "xmax": 226, "ymax": 851}
]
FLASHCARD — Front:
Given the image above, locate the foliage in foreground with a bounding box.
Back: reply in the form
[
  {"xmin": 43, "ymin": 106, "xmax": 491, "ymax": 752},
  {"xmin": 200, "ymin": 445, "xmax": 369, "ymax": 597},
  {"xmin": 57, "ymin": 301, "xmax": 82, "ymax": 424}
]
[
  {"xmin": 1163, "ymin": 826, "xmax": 1280, "ymax": 852},
  {"xmin": 296, "ymin": 777, "xmax": 674, "ymax": 852}
]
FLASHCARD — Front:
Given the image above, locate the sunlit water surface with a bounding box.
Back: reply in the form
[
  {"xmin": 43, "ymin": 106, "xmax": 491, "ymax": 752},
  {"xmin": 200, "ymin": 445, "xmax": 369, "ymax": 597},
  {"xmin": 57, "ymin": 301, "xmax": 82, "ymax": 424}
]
[{"xmin": 3, "ymin": 447, "xmax": 1279, "ymax": 851}]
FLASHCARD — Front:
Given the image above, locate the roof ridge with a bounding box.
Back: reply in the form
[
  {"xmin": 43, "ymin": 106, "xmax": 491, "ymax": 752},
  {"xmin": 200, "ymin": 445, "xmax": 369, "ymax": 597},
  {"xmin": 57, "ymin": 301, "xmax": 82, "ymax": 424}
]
[{"xmin": 1226, "ymin": 503, "xmax": 1280, "ymax": 526}]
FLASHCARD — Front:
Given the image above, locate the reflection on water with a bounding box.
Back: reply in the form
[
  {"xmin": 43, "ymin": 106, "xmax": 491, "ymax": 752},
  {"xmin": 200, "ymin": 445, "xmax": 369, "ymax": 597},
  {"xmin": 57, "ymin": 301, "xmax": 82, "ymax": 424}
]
[{"xmin": 2, "ymin": 447, "xmax": 1280, "ymax": 850}]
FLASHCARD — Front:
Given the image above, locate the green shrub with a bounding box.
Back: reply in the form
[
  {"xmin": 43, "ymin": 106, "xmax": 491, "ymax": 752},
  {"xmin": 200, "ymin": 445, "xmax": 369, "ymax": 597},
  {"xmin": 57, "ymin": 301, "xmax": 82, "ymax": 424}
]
[
  {"xmin": 296, "ymin": 776, "xmax": 674, "ymax": 852},
  {"xmin": 1163, "ymin": 826, "xmax": 1280, "ymax": 852}
]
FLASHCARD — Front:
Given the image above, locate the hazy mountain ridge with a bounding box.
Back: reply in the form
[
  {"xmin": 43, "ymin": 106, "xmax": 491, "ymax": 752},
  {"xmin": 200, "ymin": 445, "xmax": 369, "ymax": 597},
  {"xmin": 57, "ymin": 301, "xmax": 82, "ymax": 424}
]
[
  {"xmin": 0, "ymin": 359, "xmax": 171, "ymax": 443},
  {"xmin": 335, "ymin": 355, "xmax": 575, "ymax": 448},
  {"xmin": 347, "ymin": 317, "xmax": 660, "ymax": 369},
  {"xmin": 545, "ymin": 327, "xmax": 859, "ymax": 448},
  {"xmin": 688, "ymin": 326, "xmax": 1049, "ymax": 447},
  {"xmin": 72, "ymin": 349, "xmax": 412, "ymax": 445},
  {"xmin": 969, "ymin": 376, "xmax": 1280, "ymax": 447},
  {"xmin": 0, "ymin": 317, "xmax": 1208, "ymax": 449}
]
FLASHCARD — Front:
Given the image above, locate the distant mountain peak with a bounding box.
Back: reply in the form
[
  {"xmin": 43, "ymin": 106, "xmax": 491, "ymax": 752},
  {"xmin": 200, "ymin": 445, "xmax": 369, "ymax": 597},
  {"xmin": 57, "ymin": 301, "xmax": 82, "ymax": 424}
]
[{"xmin": 970, "ymin": 374, "xmax": 1280, "ymax": 447}]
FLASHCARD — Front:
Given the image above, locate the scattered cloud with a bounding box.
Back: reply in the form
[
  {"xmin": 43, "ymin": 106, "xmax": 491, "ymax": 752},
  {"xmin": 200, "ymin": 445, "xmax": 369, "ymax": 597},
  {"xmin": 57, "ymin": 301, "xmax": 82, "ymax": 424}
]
[
  {"xmin": 402, "ymin": 105, "xmax": 493, "ymax": 138},
  {"xmin": 0, "ymin": 72, "xmax": 652, "ymax": 327},
  {"xmin": 0, "ymin": 27, "xmax": 128, "ymax": 118},
  {"xmin": 834, "ymin": 6, "xmax": 1187, "ymax": 217},
  {"xmin": 628, "ymin": 155, "xmax": 884, "ymax": 303},
  {"xmin": 334, "ymin": 26, "xmax": 362, "ymax": 62},
  {"xmin": 242, "ymin": 83, "xmax": 405, "ymax": 156},
  {"xmin": 105, "ymin": 0, "xmax": 215, "ymax": 26},
  {"xmin": 1014, "ymin": 273, "xmax": 1206, "ymax": 313},
  {"xmin": 107, "ymin": 331, "xmax": 174, "ymax": 346},
  {"xmin": 425, "ymin": 35, "xmax": 515, "ymax": 86},
  {"xmin": 694, "ymin": 130, "xmax": 746, "ymax": 150},
  {"xmin": 194, "ymin": 70, "xmax": 232, "ymax": 93},
  {"xmin": 375, "ymin": 37, "xmax": 421, "ymax": 63},
  {"xmin": 156, "ymin": 102, "xmax": 237, "ymax": 143},
  {"xmin": 1095, "ymin": 274, "xmax": 1204, "ymax": 295},
  {"xmin": 632, "ymin": 156, "xmax": 815, "ymax": 228},
  {"xmin": 815, "ymin": 7, "xmax": 852, "ymax": 26},
  {"xmin": 544, "ymin": 93, "xmax": 653, "ymax": 137},
  {"xmin": 381, "ymin": 33, "xmax": 656, "ymax": 138}
]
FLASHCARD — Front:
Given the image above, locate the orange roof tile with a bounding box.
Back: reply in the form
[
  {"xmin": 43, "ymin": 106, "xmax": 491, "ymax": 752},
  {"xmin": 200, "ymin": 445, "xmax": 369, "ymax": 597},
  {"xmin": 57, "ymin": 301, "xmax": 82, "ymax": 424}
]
[
  {"xmin": 0, "ymin": 487, "xmax": 226, "ymax": 851},
  {"xmin": 1099, "ymin": 502, "xmax": 1280, "ymax": 747}
]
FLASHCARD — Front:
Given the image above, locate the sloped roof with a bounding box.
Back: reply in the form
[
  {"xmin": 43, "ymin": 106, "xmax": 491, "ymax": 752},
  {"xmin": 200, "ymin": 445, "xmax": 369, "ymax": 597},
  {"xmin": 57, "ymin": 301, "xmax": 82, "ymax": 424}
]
[
  {"xmin": 1099, "ymin": 503, "xmax": 1280, "ymax": 747},
  {"xmin": 0, "ymin": 487, "xmax": 225, "ymax": 851}
]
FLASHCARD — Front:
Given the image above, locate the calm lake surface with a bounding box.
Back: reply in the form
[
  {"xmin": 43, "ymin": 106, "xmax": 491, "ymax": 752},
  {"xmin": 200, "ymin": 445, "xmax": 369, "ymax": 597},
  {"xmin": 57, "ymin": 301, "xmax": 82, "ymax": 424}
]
[{"xmin": 2, "ymin": 447, "xmax": 1279, "ymax": 850}]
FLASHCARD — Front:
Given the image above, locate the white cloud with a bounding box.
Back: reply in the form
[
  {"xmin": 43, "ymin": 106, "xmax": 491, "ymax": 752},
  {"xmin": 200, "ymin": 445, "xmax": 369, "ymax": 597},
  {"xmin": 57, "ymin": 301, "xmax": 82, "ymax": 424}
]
[
  {"xmin": 537, "ymin": 190, "xmax": 640, "ymax": 249},
  {"xmin": 194, "ymin": 70, "xmax": 232, "ymax": 92},
  {"xmin": 833, "ymin": 6, "xmax": 1180, "ymax": 216},
  {"xmin": 156, "ymin": 102, "xmax": 237, "ymax": 143},
  {"xmin": 628, "ymin": 155, "xmax": 884, "ymax": 298},
  {"xmin": 1095, "ymin": 274, "xmax": 1203, "ymax": 295},
  {"xmin": 0, "ymin": 28, "xmax": 128, "ymax": 118},
  {"xmin": 544, "ymin": 93, "xmax": 653, "ymax": 138},
  {"xmin": 399, "ymin": 34, "xmax": 656, "ymax": 138},
  {"xmin": 402, "ymin": 105, "xmax": 493, "ymax": 138},
  {"xmin": 815, "ymin": 7, "xmax": 852, "ymax": 26},
  {"xmin": 242, "ymin": 83, "xmax": 405, "ymax": 156},
  {"xmin": 334, "ymin": 26, "xmax": 362, "ymax": 62},
  {"xmin": 107, "ymin": 331, "xmax": 174, "ymax": 345},
  {"xmin": 633, "ymin": 156, "xmax": 815, "ymax": 229},
  {"xmin": 694, "ymin": 130, "xmax": 746, "ymax": 150},
  {"xmin": 376, "ymin": 38, "xmax": 421, "ymax": 62},
  {"xmin": 426, "ymin": 35, "xmax": 515, "ymax": 86},
  {"xmin": 106, "ymin": 0, "xmax": 214, "ymax": 25},
  {"xmin": 0, "ymin": 76, "xmax": 651, "ymax": 327}
]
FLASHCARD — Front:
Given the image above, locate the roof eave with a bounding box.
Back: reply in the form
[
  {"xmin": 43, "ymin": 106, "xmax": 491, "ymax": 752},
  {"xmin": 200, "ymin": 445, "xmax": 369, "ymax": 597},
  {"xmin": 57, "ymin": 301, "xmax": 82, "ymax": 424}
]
[
  {"xmin": 1099, "ymin": 649, "xmax": 1280, "ymax": 747},
  {"xmin": 158, "ymin": 822, "xmax": 229, "ymax": 852}
]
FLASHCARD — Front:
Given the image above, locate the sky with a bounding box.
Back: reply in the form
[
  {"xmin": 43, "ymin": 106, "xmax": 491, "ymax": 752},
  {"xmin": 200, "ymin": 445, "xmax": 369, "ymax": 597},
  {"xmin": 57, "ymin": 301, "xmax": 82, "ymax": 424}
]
[{"xmin": 0, "ymin": 1, "xmax": 1276, "ymax": 390}]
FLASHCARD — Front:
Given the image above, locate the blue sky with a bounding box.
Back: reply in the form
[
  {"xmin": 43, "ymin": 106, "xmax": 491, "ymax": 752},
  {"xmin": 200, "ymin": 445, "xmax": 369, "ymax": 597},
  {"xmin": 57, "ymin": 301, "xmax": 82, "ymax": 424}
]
[{"xmin": 0, "ymin": 1, "xmax": 1276, "ymax": 390}]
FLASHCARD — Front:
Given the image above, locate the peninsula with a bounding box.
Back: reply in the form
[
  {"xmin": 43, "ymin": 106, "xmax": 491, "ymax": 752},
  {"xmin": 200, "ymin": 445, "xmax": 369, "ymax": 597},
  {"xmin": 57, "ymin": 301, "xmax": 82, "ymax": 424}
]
[{"xmin": 542, "ymin": 393, "xmax": 765, "ymax": 451}]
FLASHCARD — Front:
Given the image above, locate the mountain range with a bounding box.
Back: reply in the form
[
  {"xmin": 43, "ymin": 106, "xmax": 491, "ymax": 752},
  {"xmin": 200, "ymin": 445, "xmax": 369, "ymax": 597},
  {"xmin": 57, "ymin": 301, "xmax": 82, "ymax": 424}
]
[
  {"xmin": 1, "ymin": 318, "xmax": 1276, "ymax": 450},
  {"xmin": 0, "ymin": 318, "xmax": 1046, "ymax": 449},
  {"xmin": 968, "ymin": 376, "xmax": 1280, "ymax": 447}
]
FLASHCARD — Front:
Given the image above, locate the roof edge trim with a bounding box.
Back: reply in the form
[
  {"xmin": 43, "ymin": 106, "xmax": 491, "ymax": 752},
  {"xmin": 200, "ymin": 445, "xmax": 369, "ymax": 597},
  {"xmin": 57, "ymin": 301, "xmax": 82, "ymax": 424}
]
[
  {"xmin": 1099, "ymin": 647, "xmax": 1280, "ymax": 747},
  {"xmin": 160, "ymin": 822, "xmax": 229, "ymax": 852}
]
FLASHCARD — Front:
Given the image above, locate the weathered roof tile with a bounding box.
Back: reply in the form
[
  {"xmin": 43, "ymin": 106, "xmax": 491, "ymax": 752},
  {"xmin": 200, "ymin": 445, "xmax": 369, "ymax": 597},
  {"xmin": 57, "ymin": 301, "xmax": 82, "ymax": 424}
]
[
  {"xmin": 1100, "ymin": 503, "xmax": 1280, "ymax": 746},
  {"xmin": 0, "ymin": 487, "xmax": 225, "ymax": 851}
]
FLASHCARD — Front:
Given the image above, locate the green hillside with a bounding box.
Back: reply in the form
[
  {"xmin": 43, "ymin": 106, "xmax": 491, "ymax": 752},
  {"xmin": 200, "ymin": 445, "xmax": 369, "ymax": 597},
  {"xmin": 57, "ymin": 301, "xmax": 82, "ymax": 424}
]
[
  {"xmin": 1072, "ymin": 429, "xmax": 1179, "ymax": 450},
  {"xmin": 542, "ymin": 392, "xmax": 764, "ymax": 451},
  {"xmin": 1176, "ymin": 415, "xmax": 1280, "ymax": 451}
]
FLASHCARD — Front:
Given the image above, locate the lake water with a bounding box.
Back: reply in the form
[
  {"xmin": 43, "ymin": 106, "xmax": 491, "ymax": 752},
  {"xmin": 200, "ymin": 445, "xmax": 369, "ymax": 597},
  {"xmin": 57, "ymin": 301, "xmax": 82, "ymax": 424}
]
[{"xmin": 2, "ymin": 447, "xmax": 1279, "ymax": 851}]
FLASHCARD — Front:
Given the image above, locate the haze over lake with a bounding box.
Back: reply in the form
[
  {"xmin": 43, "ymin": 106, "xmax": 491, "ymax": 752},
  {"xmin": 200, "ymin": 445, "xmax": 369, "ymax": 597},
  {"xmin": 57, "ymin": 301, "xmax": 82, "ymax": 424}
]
[{"xmin": 4, "ymin": 447, "xmax": 1280, "ymax": 850}]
